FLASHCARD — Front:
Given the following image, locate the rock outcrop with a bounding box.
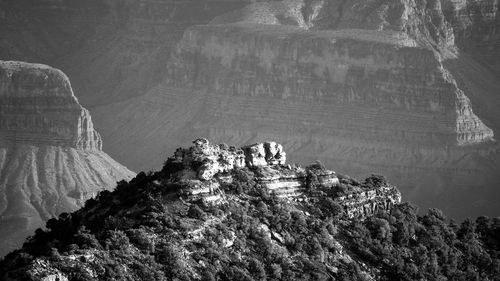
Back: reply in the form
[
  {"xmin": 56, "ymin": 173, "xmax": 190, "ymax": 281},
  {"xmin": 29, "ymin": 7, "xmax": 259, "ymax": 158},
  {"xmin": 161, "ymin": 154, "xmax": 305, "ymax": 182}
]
[
  {"xmin": 162, "ymin": 139, "xmax": 401, "ymax": 219},
  {"xmin": 0, "ymin": 61, "xmax": 135, "ymax": 257},
  {"xmin": 335, "ymin": 185, "xmax": 402, "ymax": 219}
]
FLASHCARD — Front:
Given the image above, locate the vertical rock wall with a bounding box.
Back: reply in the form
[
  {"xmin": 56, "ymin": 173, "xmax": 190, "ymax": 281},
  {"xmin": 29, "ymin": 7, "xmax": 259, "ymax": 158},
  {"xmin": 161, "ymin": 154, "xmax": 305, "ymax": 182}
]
[
  {"xmin": 0, "ymin": 61, "xmax": 102, "ymax": 150},
  {"xmin": 168, "ymin": 24, "xmax": 493, "ymax": 145}
]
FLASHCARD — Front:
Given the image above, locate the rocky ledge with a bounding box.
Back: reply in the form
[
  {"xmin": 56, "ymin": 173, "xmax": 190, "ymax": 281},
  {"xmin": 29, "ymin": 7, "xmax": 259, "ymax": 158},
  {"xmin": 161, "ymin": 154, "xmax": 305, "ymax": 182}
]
[
  {"xmin": 0, "ymin": 61, "xmax": 102, "ymax": 150},
  {"xmin": 161, "ymin": 138, "xmax": 401, "ymax": 219}
]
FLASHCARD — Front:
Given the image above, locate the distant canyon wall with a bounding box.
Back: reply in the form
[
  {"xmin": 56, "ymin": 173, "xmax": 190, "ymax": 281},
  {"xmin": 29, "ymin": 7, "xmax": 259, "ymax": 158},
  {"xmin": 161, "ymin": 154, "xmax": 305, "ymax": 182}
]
[
  {"xmin": 168, "ymin": 24, "xmax": 493, "ymax": 146},
  {"xmin": 442, "ymin": 0, "xmax": 500, "ymax": 73},
  {"xmin": 0, "ymin": 61, "xmax": 134, "ymax": 257},
  {"xmin": 0, "ymin": 61, "xmax": 102, "ymax": 150},
  {"xmin": 0, "ymin": 0, "xmax": 250, "ymax": 106}
]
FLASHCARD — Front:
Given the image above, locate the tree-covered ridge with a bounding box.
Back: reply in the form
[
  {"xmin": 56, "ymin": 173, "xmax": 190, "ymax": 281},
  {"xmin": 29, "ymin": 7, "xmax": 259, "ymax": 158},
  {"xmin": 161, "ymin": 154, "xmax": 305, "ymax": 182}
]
[{"xmin": 1, "ymin": 162, "xmax": 499, "ymax": 280}]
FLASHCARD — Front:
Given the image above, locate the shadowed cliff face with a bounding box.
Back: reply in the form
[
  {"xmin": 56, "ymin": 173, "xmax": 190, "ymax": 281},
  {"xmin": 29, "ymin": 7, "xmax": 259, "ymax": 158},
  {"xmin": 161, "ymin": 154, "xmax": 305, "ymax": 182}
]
[
  {"xmin": 443, "ymin": 0, "xmax": 500, "ymax": 74},
  {"xmin": 0, "ymin": 61, "xmax": 135, "ymax": 257}
]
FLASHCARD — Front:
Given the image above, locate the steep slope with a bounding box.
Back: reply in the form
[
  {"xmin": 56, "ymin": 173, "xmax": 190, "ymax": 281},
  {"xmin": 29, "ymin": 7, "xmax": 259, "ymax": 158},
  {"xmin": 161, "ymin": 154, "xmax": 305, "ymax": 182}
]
[
  {"xmin": 0, "ymin": 61, "xmax": 135, "ymax": 257},
  {"xmin": 1, "ymin": 139, "xmax": 499, "ymax": 281}
]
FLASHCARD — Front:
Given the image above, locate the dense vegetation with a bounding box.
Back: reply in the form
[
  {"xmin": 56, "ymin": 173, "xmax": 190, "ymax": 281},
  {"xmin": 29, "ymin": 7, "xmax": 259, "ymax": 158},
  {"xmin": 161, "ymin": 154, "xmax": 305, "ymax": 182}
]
[{"xmin": 1, "ymin": 166, "xmax": 499, "ymax": 281}]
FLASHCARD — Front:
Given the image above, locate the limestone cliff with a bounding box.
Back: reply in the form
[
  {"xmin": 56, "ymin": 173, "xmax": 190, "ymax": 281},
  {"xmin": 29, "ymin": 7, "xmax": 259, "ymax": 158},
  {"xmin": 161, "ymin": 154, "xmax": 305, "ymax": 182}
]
[{"xmin": 0, "ymin": 61, "xmax": 135, "ymax": 257}]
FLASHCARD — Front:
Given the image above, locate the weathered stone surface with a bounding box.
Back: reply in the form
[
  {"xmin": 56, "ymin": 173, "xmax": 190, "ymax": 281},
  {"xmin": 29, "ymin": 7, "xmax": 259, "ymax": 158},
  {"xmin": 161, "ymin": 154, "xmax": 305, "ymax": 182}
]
[
  {"xmin": 0, "ymin": 61, "xmax": 102, "ymax": 150},
  {"xmin": 163, "ymin": 139, "xmax": 401, "ymax": 219},
  {"xmin": 0, "ymin": 61, "xmax": 135, "ymax": 258},
  {"xmin": 335, "ymin": 185, "xmax": 402, "ymax": 219},
  {"xmin": 243, "ymin": 141, "xmax": 287, "ymax": 167},
  {"xmin": 168, "ymin": 139, "xmax": 285, "ymax": 183}
]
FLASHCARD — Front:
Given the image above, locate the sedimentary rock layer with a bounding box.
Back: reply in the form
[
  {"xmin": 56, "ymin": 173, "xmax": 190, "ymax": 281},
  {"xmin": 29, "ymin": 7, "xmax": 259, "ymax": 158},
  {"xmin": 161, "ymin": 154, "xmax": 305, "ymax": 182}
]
[
  {"xmin": 168, "ymin": 24, "xmax": 492, "ymax": 145},
  {"xmin": 0, "ymin": 61, "xmax": 135, "ymax": 257},
  {"xmin": 163, "ymin": 139, "xmax": 401, "ymax": 220},
  {"xmin": 0, "ymin": 61, "xmax": 102, "ymax": 150}
]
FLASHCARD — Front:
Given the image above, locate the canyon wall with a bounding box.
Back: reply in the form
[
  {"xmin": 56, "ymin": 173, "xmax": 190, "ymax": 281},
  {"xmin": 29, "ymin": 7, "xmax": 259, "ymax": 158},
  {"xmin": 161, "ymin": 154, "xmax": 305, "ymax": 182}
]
[
  {"xmin": 443, "ymin": 0, "xmax": 500, "ymax": 73},
  {"xmin": 0, "ymin": 0, "xmax": 499, "ymax": 220},
  {"xmin": 0, "ymin": 61, "xmax": 135, "ymax": 257},
  {"xmin": 0, "ymin": 61, "xmax": 102, "ymax": 149},
  {"xmin": 168, "ymin": 24, "xmax": 493, "ymax": 146},
  {"xmin": 86, "ymin": 0, "xmax": 500, "ymax": 220}
]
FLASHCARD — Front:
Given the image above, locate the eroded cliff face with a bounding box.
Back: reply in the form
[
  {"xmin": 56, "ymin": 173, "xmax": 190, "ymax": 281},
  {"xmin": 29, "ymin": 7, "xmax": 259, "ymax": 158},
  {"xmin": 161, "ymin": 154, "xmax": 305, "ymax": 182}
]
[
  {"xmin": 168, "ymin": 24, "xmax": 492, "ymax": 146},
  {"xmin": 0, "ymin": 61, "xmax": 135, "ymax": 257},
  {"xmin": 0, "ymin": 61, "xmax": 102, "ymax": 150}
]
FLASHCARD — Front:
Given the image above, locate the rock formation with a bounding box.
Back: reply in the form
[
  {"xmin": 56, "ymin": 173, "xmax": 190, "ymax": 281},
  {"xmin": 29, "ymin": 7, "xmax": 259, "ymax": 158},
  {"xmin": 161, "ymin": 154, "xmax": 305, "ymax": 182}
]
[
  {"xmin": 0, "ymin": 61, "xmax": 135, "ymax": 257},
  {"xmin": 1, "ymin": 0, "xmax": 499, "ymax": 219},
  {"xmin": 0, "ymin": 61, "xmax": 102, "ymax": 149},
  {"xmin": 162, "ymin": 139, "xmax": 401, "ymax": 219}
]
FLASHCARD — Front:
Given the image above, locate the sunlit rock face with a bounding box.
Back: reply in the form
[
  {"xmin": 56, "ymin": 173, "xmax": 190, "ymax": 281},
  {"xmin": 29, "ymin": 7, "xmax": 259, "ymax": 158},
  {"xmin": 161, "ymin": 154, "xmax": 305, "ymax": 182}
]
[
  {"xmin": 0, "ymin": 61, "xmax": 134, "ymax": 258},
  {"xmin": 162, "ymin": 139, "xmax": 401, "ymax": 218},
  {"xmin": 0, "ymin": 61, "xmax": 102, "ymax": 150}
]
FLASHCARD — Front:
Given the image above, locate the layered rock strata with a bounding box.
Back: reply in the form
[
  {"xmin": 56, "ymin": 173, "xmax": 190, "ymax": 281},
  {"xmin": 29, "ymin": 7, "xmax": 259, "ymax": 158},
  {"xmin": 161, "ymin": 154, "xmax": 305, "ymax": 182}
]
[
  {"xmin": 81, "ymin": 0, "xmax": 500, "ymax": 219},
  {"xmin": 442, "ymin": 0, "xmax": 500, "ymax": 73},
  {"xmin": 0, "ymin": 61, "xmax": 102, "ymax": 149},
  {"xmin": 162, "ymin": 139, "xmax": 401, "ymax": 219},
  {"xmin": 168, "ymin": 23, "xmax": 493, "ymax": 145},
  {"xmin": 0, "ymin": 61, "xmax": 134, "ymax": 257},
  {"xmin": 2, "ymin": 0, "xmax": 498, "ymax": 220},
  {"xmin": 335, "ymin": 185, "xmax": 403, "ymax": 219}
]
